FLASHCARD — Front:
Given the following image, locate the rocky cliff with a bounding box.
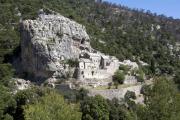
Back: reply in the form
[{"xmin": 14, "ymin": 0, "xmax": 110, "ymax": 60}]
[{"xmin": 21, "ymin": 12, "xmax": 91, "ymax": 79}]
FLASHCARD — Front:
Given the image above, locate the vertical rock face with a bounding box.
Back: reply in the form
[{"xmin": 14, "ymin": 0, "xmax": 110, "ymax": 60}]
[
  {"xmin": 21, "ymin": 13, "xmax": 91, "ymax": 78},
  {"xmin": 21, "ymin": 12, "xmax": 120, "ymax": 84}
]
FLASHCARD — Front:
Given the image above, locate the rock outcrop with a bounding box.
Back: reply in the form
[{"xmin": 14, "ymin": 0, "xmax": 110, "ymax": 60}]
[
  {"xmin": 20, "ymin": 11, "xmax": 120, "ymax": 85},
  {"xmin": 14, "ymin": 78, "xmax": 31, "ymax": 91},
  {"xmin": 21, "ymin": 12, "xmax": 91, "ymax": 79}
]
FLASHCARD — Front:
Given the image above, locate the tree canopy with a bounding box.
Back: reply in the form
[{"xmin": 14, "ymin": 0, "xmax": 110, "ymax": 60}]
[{"xmin": 24, "ymin": 91, "xmax": 82, "ymax": 120}]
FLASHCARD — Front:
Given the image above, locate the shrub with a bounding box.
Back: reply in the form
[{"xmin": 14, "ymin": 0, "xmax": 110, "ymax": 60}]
[{"xmin": 113, "ymin": 70, "xmax": 125, "ymax": 85}]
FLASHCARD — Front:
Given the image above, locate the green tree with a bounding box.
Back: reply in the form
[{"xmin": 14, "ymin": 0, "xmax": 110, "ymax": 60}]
[
  {"xmin": 108, "ymin": 98, "xmax": 135, "ymax": 120},
  {"xmin": 174, "ymin": 71, "xmax": 180, "ymax": 89},
  {"xmin": 81, "ymin": 95, "xmax": 109, "ymax": 120},
  {"xmin": 0, "ymin": 64, "xmax": 14, "ymax": 87},
  {"xmin": 124, "ymin": 91, "xmax": 136, "ymax": 101},
  {"xmin": 0, "ymin": 85, "xmax": 16, "ymax": 120},
  {"xmin": 140, "ymin": 84, "xmax": 151, "ymax": 103},
  {"xmin": 76, "ymin": 88, "xmax": 89, "ymax": 101},
  {"xmin": 144, "ymin": 77, "xmax": 180, "ymax": 120},
  {"xmin": 24, "ymin": 91, "xmax": 81, "ymax": 120},
  {"xmin": 113, "ymin": 70, "xmax": 125, "ymax": 85},
  {"xmin": 0, "ymin": 64, "xmax": 15, "ymax": 120},
  {"xmin": 135, "ymin": 69, "xmax": 145, "ymax": 83},
  {"xmin": 119, "ymin": 65, "xmax": 130, "ymax": 74},
  {"xmin": 124, "ymin": 91, "xmax": 137, "ymax": 110},
  {"xmin": 14, "ymin": 87, "xmax": 49, "ymax": 120}
]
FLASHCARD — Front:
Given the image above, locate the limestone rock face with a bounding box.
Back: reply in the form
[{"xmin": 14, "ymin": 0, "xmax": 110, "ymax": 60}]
[
  {"xmin": 21, "ymin": 13, "xmax": 90, "ymax": 78},
  {"xmin": 14, "ymin": 78, "xmax": 31, "ymax": 91}
]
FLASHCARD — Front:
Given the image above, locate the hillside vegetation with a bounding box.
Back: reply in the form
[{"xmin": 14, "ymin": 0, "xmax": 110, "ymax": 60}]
[
  {"xmin": 0, "ymin": 0, "xmax": 180, "ymax": 120},
  {"xmin": 0, "ymin": 0, "xmax": 180, "ymax": 76}
]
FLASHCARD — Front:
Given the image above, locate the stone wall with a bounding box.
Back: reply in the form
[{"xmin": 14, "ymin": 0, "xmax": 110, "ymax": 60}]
[
  {"xmin": 123, "ymin": 75, "xmax": 137, "ymax": 85},
  {"xmin": 88, "ymin": 85, "xmax": 142, "ymax": 100}
]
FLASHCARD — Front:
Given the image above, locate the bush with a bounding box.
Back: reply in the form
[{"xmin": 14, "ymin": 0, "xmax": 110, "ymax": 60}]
[
  {"xmin": 113, "ymin": 70, "xmax": 125, "ymax": 85},
  {"xmin": 135, "ymin": 69, "xmax": 145, "ymax": 83},
  {"xmin": 0, "ymin": 64, "xmax": 14, "ymax": 87},
  {"xmin": 76, "ymin": 88, "xmax": 89, "ymax": 101},
  {"xmin": 140, "ymin": 85, "xmax": 151, "ymax": 96},
  {"xmin": 24, "ymin": 91, "xmax": 82, "ymax": 120},
  {"xmin": 80, "ymin": 95, "xmax": 109, "ymax": 120},
  {"xmin": 119, "ymin": 65, "xmax": 130, "ymax": 74},
  {"xmin": 174, "ymin": 71, "xmax": 180, "ymax": 85},
  {"xmin": 124, "ymin": 91, "xmax": 136, "ymax": 101}
]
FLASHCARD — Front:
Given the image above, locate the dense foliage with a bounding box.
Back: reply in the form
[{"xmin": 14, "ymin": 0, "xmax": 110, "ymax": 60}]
[
  {"xmin": 113, "ymin": 70, "xmax": 125, "ymax": 86},
  {"xmin": 0, "ymin": 0, "xmax": 180, "ymax": 120},
  {"xmin": 0, "ymin": 0, "xmax": 179, "ymax": 77},
  {"xmin": 24, "ymin": 91, "xmax": 82, "ymax": 120},
  {"xmin": 80, "ymin": 95, "xmax": 109, "ymax": 120},
  {"xmin": 147, "ymin": 78, "xmax": 180, "ymax": 120}
]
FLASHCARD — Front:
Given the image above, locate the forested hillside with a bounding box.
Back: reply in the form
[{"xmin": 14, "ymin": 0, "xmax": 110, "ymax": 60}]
[
  {"xmin": 0, "ymin": 0, "xmax": 180, "ymax": 120},
  {"xmin": 0, "ymin": 0, "xmax": 180, "ymax": 77}
]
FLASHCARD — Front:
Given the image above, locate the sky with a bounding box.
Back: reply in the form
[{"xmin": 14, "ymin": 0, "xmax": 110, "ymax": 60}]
[{"xmin": 104, "ymin": 0, "xmax": 180, "ymax": 19}]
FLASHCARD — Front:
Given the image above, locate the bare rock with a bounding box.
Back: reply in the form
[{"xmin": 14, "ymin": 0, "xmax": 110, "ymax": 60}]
[
  {"xmin": 14, "ymin": 78, "xmax": 31, "ymax": 91},
  {"xmin": 20, "ymin": 13, "xmax": 91, "ymax": 78}
]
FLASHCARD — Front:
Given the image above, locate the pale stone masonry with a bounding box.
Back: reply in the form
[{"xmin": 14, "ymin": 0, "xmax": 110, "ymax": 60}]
[{"xmin": 77, "ymin": 52, "xmax": 119, "ymax": 80}]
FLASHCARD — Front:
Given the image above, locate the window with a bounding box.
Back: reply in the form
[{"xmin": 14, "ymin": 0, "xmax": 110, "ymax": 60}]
[{"xmin": 92, "ymin": 71, "xmax": 94, "ymax": 76}]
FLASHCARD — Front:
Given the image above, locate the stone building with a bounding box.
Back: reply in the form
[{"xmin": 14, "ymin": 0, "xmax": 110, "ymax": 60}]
[{"xmin": 77, "ymin": 51, "xmax": 119, "ymax": 80}]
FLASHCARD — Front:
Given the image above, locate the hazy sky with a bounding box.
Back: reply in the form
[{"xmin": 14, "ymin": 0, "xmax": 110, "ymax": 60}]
[{"xmin": 104, "ymin": 0, "xmax": 180, "ymax": 19}]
